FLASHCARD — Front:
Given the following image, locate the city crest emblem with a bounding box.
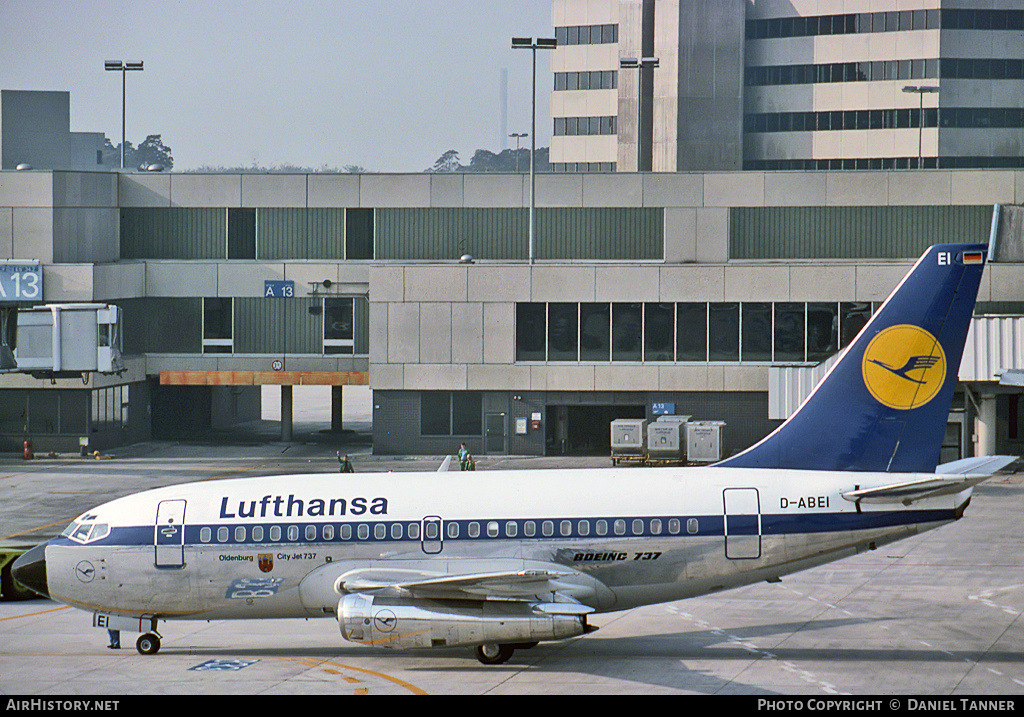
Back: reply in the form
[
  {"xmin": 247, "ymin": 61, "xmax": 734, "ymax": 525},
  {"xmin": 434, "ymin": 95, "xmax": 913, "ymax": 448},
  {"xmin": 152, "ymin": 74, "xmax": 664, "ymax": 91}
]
[
  {"xmin": 861, "ymin": 324, "xmax": 946, "ymax": 410},
  {"xmin": 258, "ymin": 554, "xmax": 274, "ymax": 573}
]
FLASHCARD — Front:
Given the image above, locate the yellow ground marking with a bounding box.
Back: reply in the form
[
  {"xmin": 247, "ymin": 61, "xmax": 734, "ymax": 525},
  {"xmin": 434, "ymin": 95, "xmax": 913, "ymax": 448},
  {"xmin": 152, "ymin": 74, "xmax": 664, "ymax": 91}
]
[
  {"xmin": 280, "ymin": 656, "xmax": 428, "ymax": 695},
  {"xmin": 0, "ymin": 605, "xmax": 70, "ymax": 621}
]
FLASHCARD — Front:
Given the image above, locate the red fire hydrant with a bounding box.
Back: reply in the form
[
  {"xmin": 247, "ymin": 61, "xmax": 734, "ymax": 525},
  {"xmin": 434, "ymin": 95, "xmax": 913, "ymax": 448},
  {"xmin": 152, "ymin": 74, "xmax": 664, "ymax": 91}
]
[{"xmin": 23, "ymin": 439, "xmax": 33, "ymax": 460}]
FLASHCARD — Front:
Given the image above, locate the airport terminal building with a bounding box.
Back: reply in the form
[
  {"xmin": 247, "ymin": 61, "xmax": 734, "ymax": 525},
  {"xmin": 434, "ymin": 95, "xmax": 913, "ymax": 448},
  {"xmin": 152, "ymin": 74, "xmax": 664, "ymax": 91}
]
[
  {"xmin": 1, "ymin": 168, "xmax": 1023, "ymax": 461},
  {"xmin": 1, "ymin": 0, "xmax": 1024, "ymax": 460}
]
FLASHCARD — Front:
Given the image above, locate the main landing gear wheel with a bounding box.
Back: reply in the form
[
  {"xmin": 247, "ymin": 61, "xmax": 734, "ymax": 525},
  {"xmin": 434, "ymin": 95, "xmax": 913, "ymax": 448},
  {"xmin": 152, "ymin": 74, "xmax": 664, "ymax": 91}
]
[
  {"xmin": 136, "ymin": 632, "xmax": 161, "ymax": 655},
  {"xmin": 475, "ymin": 643, "xmax": 515, "ymax": 665}
]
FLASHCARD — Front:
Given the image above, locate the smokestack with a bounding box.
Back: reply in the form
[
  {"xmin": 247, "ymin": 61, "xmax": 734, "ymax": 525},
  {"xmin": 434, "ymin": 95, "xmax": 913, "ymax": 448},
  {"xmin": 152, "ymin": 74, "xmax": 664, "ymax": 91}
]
[{"xmin": 500, "ymin": 68, "xmax": 509, "ymax": 149}]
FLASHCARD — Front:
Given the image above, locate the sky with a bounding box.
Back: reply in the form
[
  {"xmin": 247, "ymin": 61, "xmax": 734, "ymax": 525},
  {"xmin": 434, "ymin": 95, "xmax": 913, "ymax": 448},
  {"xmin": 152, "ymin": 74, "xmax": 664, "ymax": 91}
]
[{"xmin": 0, "ymin": 1, "xmax": 553, "ymax": 172}]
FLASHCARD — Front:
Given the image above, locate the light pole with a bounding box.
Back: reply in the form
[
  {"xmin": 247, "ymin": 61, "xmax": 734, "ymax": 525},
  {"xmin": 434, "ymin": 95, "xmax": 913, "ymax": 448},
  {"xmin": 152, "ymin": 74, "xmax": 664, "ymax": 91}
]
[
  {"xmin": 104, "ymin": 60, "xmax": 144, "ymax": 169},
  {"xmin": 510, "ymin": 132, "xmax": 527, "ymax": 172},
  {"xmin": 902, "ymin": 85, "xmax": 939, "ymax": 169},
  {"xmin": 620, "ymin": 56, "xmax": 659, "ymax": 172},
  {"xmin": 512, "ymin": 37, "xmax": 556, "ymax": 264}
]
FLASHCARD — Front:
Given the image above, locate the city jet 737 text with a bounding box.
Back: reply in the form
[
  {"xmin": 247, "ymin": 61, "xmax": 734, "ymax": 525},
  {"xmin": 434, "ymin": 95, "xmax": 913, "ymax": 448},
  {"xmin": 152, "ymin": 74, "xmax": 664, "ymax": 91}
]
[{"xmin": 13, "ymin": 238, "xmax": 1015, "ymax": 664}]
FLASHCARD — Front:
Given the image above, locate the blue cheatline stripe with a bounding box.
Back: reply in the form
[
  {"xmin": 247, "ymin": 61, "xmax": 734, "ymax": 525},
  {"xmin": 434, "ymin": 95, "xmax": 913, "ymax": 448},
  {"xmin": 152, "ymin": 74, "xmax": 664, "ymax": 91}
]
[{"xmin": 50, "ymin": 509, "xmax": 957, "ymax": 549}]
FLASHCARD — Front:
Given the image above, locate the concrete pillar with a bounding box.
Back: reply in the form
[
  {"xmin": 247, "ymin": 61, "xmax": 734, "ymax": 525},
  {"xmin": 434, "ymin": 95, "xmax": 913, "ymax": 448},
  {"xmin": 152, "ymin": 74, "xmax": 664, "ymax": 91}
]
[
  {"xmin": 331, "ymin": 386, "xmax": 344, "ymax": 432},
  {"xmin": 281, "ymin": 385, "xmax": 293, "ymax": 442},
  {"xmin": 974, "ymin": 393, "xmax": 997, "ymax": 457}
]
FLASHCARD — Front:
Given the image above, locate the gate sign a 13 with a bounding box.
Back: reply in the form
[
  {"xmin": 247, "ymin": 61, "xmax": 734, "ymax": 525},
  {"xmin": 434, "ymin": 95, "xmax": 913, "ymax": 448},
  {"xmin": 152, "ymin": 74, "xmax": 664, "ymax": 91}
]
[
  {"xmin": 264, "ymin": 280, "xmax": 294, "ymax": 298},
  {"xmin": 0, "ymin": 263, "xmax": 42, "ymax": 302}
]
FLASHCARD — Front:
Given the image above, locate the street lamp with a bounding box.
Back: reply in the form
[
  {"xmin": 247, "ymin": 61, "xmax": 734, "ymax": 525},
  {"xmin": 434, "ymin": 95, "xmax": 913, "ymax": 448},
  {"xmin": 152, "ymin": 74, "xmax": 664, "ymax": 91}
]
[
  {"xmin": 620, "ymin": 56, "xmax": 659, "ymax": 172},
  {"xmin": 902, "ymin": 85, "xmax": 939, "ymax": 169},
  {"xmin": 509, "ymin": 132, "xmax": 527, "ymax": 172},
  {"xmin": 104, "ymin": 60, "xmax": 145, "ymax": 170},
  {"xmin": 512, "ymin": 37, "xmax": 556, "ymax": 264}
]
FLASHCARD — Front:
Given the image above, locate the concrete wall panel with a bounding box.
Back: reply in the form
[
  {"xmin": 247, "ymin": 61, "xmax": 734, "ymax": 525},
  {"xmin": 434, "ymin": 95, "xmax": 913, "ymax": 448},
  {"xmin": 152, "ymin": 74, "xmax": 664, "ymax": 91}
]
[
  {"xmin": 307, "ymin": 174, "xmax": 360, "ymax": 207},
  {"xmin": 217, "ymin": 263, "xmax": 285, "ymax": 296},
  {"xmin": 0, "ymin": 172, "xmax": 52, "ymax": 207},
  {"xmin": 724, "ymin": 265, "xmax": 790, "ymax": 301},
  {"xmin": 659, "ymin": 265, "xmax": 725, "ymax": 301},
  {"xmin": 533, "ymin": 266, "xmax": 596, "ymax": 302},
  {"xmin": 788, "ymin": 265, "xmax": 857, "ymax": 302},
  {"xmin": 12, "ymin": 207, "xmax": 53, "ymax": 262},
  {"xmin": 467, "ymin": 265, "xmax": 531, "ymax": 302},
  {"xmin": 387, "ymin": 303, "xmax": 420, "ymax": 364},
  {"xmin": 242, "ymin": 174, "xmax": 306, "ymax": 207},
  {"xmin": 419, "ymin": 303, "xmax": 452, "ymax": 364},
  {"xmin": 596, "ymin": 266, "xmax": 660, "ymax": 301},
  {"xmin": 451, "ymin": 302, "xmax": 483, "ymax": 365},
  {"xmin": 147, "ymin": 262, "xmax": 217, "ymax": 297},
  {"xmin": 482, "ymin": 303, "xmax": 514, "ymax": 364},
  {"xmin": 664, "ymin": 207, "xmax": 697, "ymax": 263},
  {"xmin": 361, "ymin": 175, "xmax": 431, "ymax": 208},
  {"xmin": 118, "ymin": 174, "xmax": 171, "ymax": 207},
  {"xmin": 404, "ymin": 266, "xmax": 467, "ymax": 302},
  {"xmin": 171, "ymin": 174, "xmax": 241, "ymax": 207}
]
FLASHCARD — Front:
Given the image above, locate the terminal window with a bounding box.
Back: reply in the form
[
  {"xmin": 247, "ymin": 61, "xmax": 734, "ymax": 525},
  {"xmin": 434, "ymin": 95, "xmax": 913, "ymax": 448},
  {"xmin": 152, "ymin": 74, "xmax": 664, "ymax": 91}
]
[
  {"xmin": 323, "ymin": 298, "xmax": 354, "ymax": 354},
  {"xmin": 202, "ymin": 298, "xmax": 233, "ymax": 354},
  {"xmin": 515, "ymin": 301, "xmax": 874, "ymax": 364},
  {"xmin": 420, "ymin": 391, "xmax": 482, "ymax": 436}
]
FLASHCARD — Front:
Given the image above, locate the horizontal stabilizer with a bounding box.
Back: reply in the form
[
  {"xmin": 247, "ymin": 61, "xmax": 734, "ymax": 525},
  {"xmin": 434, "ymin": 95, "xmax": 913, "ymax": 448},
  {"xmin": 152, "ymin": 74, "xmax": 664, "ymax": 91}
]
[
  {"xmin": 436, "ymin": 455, "xmax": 452, "ymax": 472},
  {"xmin": 934, "ymin": 455, "xmax": 1018, "ymax": 476},
  {"xmin": 841, "ymin": 474, "xmax": 993, "ymax": 506}
]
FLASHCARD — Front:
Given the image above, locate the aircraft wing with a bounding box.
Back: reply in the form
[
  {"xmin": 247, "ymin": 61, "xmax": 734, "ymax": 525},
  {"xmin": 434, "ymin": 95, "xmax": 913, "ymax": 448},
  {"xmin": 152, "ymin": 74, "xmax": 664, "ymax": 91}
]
[
  {"xmin": 334, "ymin": 566, "xmax": 594, "ymax": 608},
  {"xmin": 841, "ymin": 456, "xmax": 1017, "ymax": 506}
]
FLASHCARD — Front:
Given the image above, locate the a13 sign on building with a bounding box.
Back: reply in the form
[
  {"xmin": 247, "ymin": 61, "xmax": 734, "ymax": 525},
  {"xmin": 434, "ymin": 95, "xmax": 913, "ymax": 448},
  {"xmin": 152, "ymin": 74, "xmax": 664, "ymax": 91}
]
[{"xmin": 0, "ymin": 262, "xmax": 42, "ymax": 301}]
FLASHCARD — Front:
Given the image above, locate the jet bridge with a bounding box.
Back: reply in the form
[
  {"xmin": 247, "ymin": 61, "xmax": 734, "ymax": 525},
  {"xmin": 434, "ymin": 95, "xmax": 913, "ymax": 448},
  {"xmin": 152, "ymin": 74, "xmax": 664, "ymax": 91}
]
[{"xmin": 8, "ymin": 303, "xmax": 124, "ymax": 377}]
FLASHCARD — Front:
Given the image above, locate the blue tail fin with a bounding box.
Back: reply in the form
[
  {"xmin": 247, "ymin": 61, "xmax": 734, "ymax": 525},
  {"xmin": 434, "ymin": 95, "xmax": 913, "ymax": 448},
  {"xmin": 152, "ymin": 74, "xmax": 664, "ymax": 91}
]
[{"xmin": 717, "ymin": 243, "xmax": 987, "ymax": 473}]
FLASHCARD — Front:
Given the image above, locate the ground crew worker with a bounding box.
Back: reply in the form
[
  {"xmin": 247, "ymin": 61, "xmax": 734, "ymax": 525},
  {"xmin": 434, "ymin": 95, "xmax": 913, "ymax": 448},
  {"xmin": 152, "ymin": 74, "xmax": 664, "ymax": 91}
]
[{"xmin": 336, "ymin": 452, "xmax": 354, "ymax": 473}]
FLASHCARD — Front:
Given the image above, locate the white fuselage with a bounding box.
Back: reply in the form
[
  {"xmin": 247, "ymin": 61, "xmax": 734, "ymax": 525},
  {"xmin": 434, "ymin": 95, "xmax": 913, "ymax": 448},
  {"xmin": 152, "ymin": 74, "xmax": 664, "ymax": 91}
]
[{"xmin": 42, "ymin": 465, "xmax": 967, "ymax": 622}]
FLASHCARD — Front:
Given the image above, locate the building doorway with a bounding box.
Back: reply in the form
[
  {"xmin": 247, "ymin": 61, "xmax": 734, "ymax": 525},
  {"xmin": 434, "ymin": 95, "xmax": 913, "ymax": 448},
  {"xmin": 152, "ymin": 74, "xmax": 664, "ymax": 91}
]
[{"xmin": 546, "ymin": 404, "xmax": 645, "ymax": 455}]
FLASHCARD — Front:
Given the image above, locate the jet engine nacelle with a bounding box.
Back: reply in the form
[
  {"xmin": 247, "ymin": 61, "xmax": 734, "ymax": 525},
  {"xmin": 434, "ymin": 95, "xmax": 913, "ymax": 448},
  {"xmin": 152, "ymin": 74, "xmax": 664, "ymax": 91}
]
[{"xmin": 338, "ymin": 593, "xmax": 588, "ymax": 649}]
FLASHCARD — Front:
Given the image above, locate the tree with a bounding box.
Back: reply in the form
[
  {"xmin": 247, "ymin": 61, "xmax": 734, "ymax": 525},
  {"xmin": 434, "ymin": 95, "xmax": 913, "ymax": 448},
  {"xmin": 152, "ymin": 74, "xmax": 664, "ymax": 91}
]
[
  {"xmin": 428, "ymin": 147, "xmax": 549, "ymax": 173},
  {"xmin": 429, "ymin": 149, "xmax": 461, "ymax": 173},
  {"xmin": 132, "ymin": 135, "xmax": 174, "ymax": 170}
]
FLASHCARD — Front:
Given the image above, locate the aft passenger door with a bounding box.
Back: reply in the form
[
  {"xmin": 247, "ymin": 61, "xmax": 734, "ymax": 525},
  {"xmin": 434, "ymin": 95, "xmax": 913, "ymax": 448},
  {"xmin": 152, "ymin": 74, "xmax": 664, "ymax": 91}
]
[
  {"xmin": 154, "ymin": 499, "xmax": 187, "ymax": 569},
  {"xmin": 723, "ymin": 488, "xmax": 761, "ymax": 560}
]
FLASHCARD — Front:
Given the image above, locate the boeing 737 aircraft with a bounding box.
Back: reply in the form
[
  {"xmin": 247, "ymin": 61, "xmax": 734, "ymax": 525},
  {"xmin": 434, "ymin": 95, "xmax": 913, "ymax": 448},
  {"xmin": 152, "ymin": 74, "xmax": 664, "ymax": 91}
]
[{"xmin": 13, "ymin": 241, "xmax": 1015, "ymax": 664}]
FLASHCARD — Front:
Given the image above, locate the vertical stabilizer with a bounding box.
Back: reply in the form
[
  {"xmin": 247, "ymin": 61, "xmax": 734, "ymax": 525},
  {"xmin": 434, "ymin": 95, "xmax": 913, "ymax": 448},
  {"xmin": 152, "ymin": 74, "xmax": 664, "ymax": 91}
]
[{"xmin": 717, "ymin": 243, "xmax": 987, "ymax": 473}]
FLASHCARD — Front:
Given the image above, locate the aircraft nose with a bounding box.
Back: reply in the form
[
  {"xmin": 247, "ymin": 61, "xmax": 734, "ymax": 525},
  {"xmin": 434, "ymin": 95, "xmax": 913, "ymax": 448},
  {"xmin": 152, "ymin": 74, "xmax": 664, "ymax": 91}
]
[{"xmin": 11, "ymin": 542, "xmax": 49, "ymax": 599}]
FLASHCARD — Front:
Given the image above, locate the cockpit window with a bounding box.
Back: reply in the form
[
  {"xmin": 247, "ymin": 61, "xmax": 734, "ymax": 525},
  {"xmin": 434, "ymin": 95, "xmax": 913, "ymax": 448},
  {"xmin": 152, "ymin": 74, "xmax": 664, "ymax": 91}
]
[
  {"xmin": 61, "ymin": 522, "xmax": 78, "ymax": 537},
  {"xmin": 67, "ymin": 522, "xmax": 111, "ymax": 544}
]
